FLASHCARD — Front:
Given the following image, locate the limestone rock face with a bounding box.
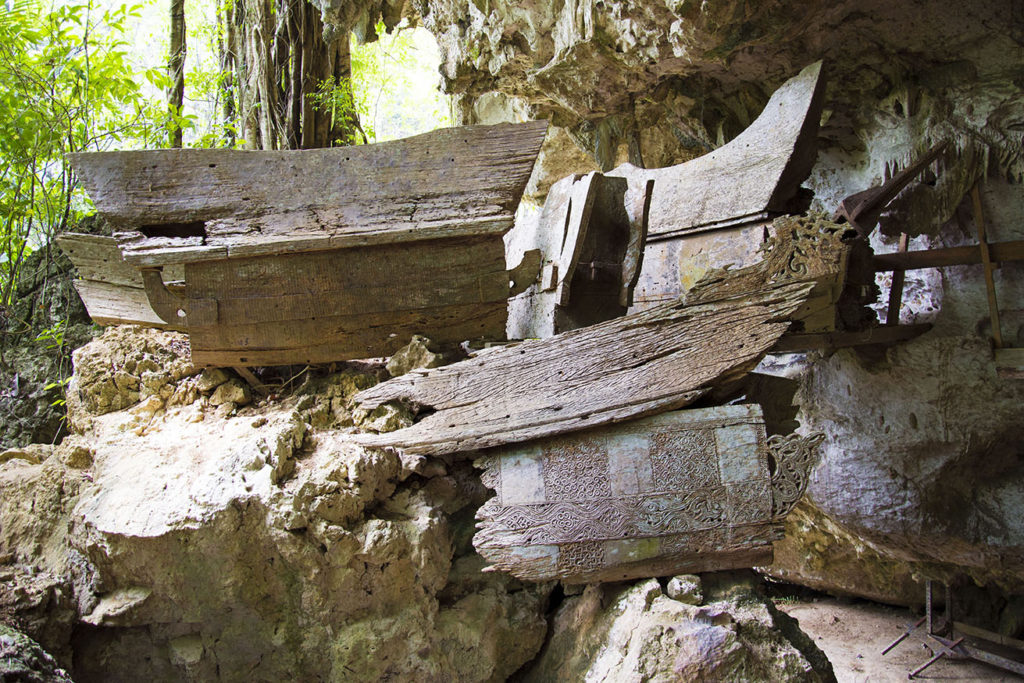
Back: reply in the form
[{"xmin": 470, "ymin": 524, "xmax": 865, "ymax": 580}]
[
  {"xmin": 1, "ymin": 331, "xmax": 553, "ymax": 682},
  {"xmin": 520, "ymin": 573, "xmax": 832, "ymax": 682},
  {"xmin": 67, "ymin": 326, "xmax": 198, "ymax": 429}
]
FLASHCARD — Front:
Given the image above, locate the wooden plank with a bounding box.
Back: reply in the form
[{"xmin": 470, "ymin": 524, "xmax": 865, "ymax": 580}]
[
  {"xmin": 188, "ymin": 301, "xmax": 507, "ymax": 367},
  {"xmin": 872, "ymin": 240, "xmax": 1024, "ymax": 271},
  {"xmin": 506, "ymin": 171, "xmax": 651, "ymax": 339},
  {"xmin": 772, "ymin": 323, "xmax": 933, "ymax": 353},
  {"xmin": 833, "ymin": 141, "xmax": 948, "ymax": 236},
  {"xmin": 72, "ymin": 280, "xmax": 184, "ymax": 330},
  {"xmin": 604, "ymin": 61, "xmax": 825, "ymax": 240},
  {"xmin": 684, "ymin": 213, "xmax": 855, "ymax": 334},
  {"xmin": 473, "ymin": 405, "xmax": 781, "ymax": 583},
  {"xmin": 70, "ymin": 121, "xmax": 548, "ymax": 266},
  {"xmin": 185, "ymin": 235, "xmax": 504, "ymax": 299},
  {"xmin": 886, "ymin": 232, "xmax": 909, "ymax": 325},
  {"xmin": 57, "ymin": 233, "xmax": 185, "ymax": 287},
  {"xmin": 971, "ymin": 184, "xmax": 1003, "ymax": 348},
  {"xmin": 953, "ymin": 621, "xmax": 1024, "ymax": 652},
  {"xmin": 351, "ymin": 279, "xmax": 814, "ymax": 455}
]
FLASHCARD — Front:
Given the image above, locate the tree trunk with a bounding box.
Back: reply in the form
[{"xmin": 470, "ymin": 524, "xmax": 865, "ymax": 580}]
[
  {"xmin": 168, "ymin": 0, "xmax": 186, "ymax": 148},
  {"xmin": 234, "ymin": 0, "xmax": 359, "ymax": 150}
]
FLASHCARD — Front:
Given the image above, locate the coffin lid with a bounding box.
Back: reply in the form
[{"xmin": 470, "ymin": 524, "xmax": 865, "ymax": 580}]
[{"xmin": 70, "ymin": 121, "xmax": 549, "ymax": 267}]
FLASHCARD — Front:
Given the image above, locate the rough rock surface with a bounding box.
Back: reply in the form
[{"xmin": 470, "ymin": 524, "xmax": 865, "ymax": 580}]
[
  {"xmin": 2, "ymin": 329, "xmax": 554, "ymax": 681},
  {"xmin": 0, "ymin": 623, "xmax": 73, "ymax": 683},
  {"xmin": 520, "ymin": 572, "xmax": 834, "ymax": 682}
]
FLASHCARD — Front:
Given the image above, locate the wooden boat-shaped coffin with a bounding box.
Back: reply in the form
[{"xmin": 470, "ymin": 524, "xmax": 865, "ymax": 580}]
[
  {"xmin": 506, "ymin": 61, "xmax": 827, "ymax": 339},
  {"xmin": 68, "ymin": 121, "xmax": 549, "ymax": 366}
]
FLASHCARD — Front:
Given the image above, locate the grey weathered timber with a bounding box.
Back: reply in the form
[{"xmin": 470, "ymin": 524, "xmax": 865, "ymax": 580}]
[
  {"xmin": 351, "ymin": 279, "xmax": 814, "ymax": 456},
  {"xmin": 833, "ymin": 141, "xmax": 948, "ymax": 236},
  {"xmin": 69, "ymin": 121, "xmax": 550, "ymax": 266},
  {"xmin": 68, "ymin": 122, "xmax": 549, "ymax": 366},
  {"xmin": 56, "ymin": 233, "xmax": 184, "ymax": 329},
  {"xmin": 472, "ymin": 405, "xmax": 823, "ymax": 583},
  {"xmin": 606, "ymin": 61, "xmax": 825, "ymax": 242},
  {"xmin": 152, "ymin": 234, "xmax": 512, "ymax": 366},
  {"xmin": 684, "ymin": 213, "xmax": 864, "ymax": 333},
  {"xmin": 506, "ymin": 172, "xmax": 651, "ymax": 339}
]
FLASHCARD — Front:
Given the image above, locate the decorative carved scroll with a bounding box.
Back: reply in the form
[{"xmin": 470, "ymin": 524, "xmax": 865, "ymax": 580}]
[
  {"xmin": 686, "ymin": 212, "xmax": 874, "ymax": 333},
  {"xmin": 768, "ymin": 432, "xmax": 825, "ymax": 519},
  {"xmin": 472, "ymin": 405, "xmax": 784, "ymax": 584}
]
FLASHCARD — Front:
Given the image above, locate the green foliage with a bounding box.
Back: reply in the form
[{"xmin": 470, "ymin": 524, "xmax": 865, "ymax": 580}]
[
  {"xmin": 0, "ymin": 0, "xmax": 161, "ymax": 312},
  {"xmin": 350, "ymin": 21, "xmax": 452, "ymax": 143},
  {"xmin": 310, "ymin": 76, "xmax": 373, "ymax": 145}
]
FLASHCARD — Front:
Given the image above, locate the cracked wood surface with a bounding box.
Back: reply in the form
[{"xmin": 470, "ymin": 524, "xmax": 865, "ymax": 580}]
[
  {"xmin": 605, "ymin": 61, "xmax": 825, "ymax": 241},
  {"xmin": 69, "ymin": 121, "xmax": 549, "ymax": 267},
  {"xmin": 351, "ymin": 280, "xmax": 813, "ymax": 456}
]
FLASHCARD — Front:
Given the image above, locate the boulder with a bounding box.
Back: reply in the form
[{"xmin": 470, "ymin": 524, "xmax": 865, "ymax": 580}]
[{"xmin": 519, "ymin": 572, "xmax": 833, "ymax": 681}]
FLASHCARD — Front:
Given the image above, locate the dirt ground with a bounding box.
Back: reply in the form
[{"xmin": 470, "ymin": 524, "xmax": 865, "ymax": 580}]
[{"xmin": 778, "ymin": 597, "xmax": 1024, "ymax": 682}]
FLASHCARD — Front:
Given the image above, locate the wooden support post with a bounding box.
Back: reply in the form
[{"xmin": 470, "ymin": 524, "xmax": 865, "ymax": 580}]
[
  {"xmin": 971, "ymin": 184, "xmax": 1003, "ymax": 348},
  {"xmin": 232, "ymin": 366, "xmax": 269, "ymax": 396},
  {"xmin": 926, "ymin": 580, "xmax": 934, "ymax": 635},
  {"xmin": 885, "ymin": 232, "xmax": 909, "ymax": 325}
]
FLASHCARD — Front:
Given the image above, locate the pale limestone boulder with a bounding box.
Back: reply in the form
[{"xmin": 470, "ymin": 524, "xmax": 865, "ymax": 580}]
[
  {"xmin": 386, "ymin": 334, "xmax": 446, "ymax": 377},
  {"xmin": 519, "ymin": 573, "xmax": 831, "ymax": 681}
]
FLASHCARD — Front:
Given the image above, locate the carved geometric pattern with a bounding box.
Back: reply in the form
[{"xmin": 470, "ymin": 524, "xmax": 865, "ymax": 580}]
[
  {"xmin": 728, "ymin": 481, "xmax": 771, "ymax": 524},
  {"xmin": 542, "ymin": 440, "xmax": 611, "ymax": 501},
  {"xmin": 557, "ymin": 541, "xmax": 604, "ymax": 575},
  {"xmin": 475, "ymin": 455, "xmax": 501, "ymax": 492},
  {"xmin": 768, "ymin": 432, "xmax": 825, "ymax": 518},
  {"xmin": 472, "ymin": 406, "xmax": 792, "ymax": 582},
  {"xmin": 649, "ymin": 429, "xmax": 719, "ymax": 490}
]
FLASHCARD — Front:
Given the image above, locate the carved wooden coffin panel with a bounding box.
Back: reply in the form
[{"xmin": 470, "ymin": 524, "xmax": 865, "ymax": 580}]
[
  {"xmin": 473, "ymin": 405, "xmax": 821, "ymax": 584},
  {"xmin": 506, "ymin": 172, "xmax": 650, "ymax": 340}
]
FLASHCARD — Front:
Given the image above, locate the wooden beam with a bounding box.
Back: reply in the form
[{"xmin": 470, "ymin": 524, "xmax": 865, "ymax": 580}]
[
  {"xmin": 833, "ymin": 141, "xmax": 947, "ymax": 236},
  {"xmin": 771, "ymin": 323, "xmax": 933, "ymax": 353},
  {"xmin": 232, "ymin": 367, "xmax": 270, "ymax": 397},
  {"xmin": 885, "ymin": 232, "xmax": 909, "ymax": 325},
  {"xmin": 971, "ymin": 184, "xmax": 1003, "ymax": 348},
  {"xmin": 872, "ymin": 239, "xmax": 1024, "ymax": 271},
  {"xmin": 70, "ymin": 121, "xmax": 549, "ymax": 267}
]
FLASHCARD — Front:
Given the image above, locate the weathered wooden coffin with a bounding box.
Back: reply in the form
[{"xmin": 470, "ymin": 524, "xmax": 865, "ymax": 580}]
[
  {"xmin": 352, "ymin": 279, "xmax": 814, "ymax": 456},
  {"xmin": 68, "ymin": 121, "xmax": 549, "ymax": 366},
  {"xmin": 614, "ymin": 61, "xmax": 828, "ymax": 319},
  {"xmin": 506, "ymin": 61, "xmax": 826, "ymax": 339},
  {"xmin": 474, "ymin": 405, "xmax": 823, "ymax": 583}
]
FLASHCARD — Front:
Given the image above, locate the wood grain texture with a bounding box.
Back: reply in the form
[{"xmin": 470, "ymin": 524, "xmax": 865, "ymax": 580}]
[
  {"xmin": 171, "ymin": 235, "xmax": 510, "ymax": 366},
  {"xmin": 684, "ymin": 213, "xmax": 859, "ymax": 333},
  {"xmin": 351, "ymin": 280, "xmax": 814, "ymax": 456},
  {"xmin": 189, "ymin": 301, "xmax": 507, "ymax": 367},
  {"xmin": 57, "ymin": 233, "xmax": 184, "ymax": 329},
  {"xmin": 472, "ymin": 405, "xmax": 782, "ymax": 583},
  {"xmin": 69, "ymin": 121, "xmax": 548, "ymax": 266},
  {"xmin": 605, "ymin": 61, "xmax": 825, "ymax": 240},
  {"xmin": 871, "ymin": 239, "xmax": 1024, "ymax": 271}
]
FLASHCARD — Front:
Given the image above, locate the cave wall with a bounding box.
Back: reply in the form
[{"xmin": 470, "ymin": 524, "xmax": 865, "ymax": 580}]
[{"xmin": 365, "ymin": 0, "xmax": 1024, "ymax": 603}]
